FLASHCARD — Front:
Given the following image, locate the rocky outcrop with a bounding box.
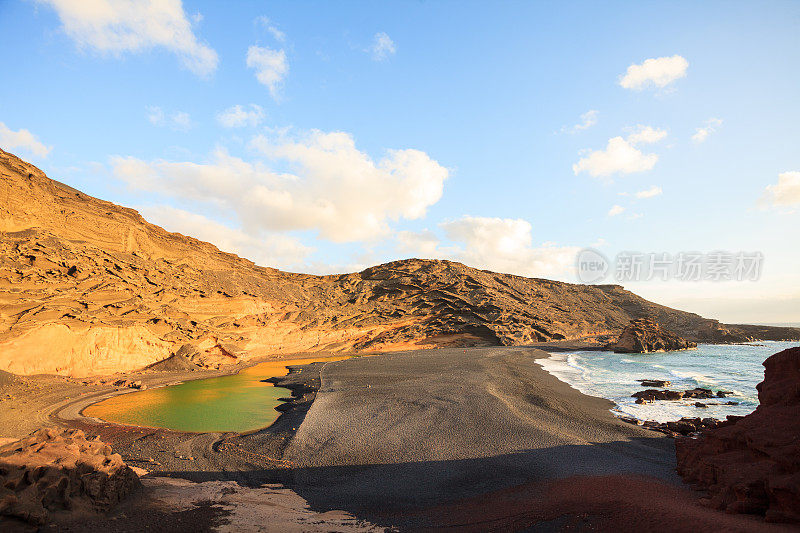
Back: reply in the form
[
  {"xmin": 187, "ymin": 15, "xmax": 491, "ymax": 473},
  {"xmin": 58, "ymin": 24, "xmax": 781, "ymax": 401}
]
[
  {"xmin": 676, "ymin": 347, "xmax": 800, "ymax": 523},
  {"xmin": 0, "ymin": 428, "xmax": 140, "ymax": 525},
  {"xmin": 620, "ymin": 415, "xmax": 723, "ymax": 438},
  {"xmin": 605, "ymin": 318, "xmax": 697, "ymax": 353},
  {"xmin": 1, "ymin": 149, "xmax": 798, "ymax": 376}
]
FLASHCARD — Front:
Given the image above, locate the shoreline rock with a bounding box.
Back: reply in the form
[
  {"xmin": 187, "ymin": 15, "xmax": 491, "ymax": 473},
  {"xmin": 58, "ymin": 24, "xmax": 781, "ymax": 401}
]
[{"xmin": 675, "ymin": 346, "xmax": 800, "ymax": 523}]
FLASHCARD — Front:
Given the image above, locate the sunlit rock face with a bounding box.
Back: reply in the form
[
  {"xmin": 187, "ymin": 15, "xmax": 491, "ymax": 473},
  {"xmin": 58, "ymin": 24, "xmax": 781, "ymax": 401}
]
[
  {"xmin": 676, "ymin": 347, "xmax": 800, "ymax": 523},
  {"xmin": 605, "ymin": 318, "xmax": 697, "ymax": 353},
  {"xmin": 1, "ymin": 148, "xmax": 799, "ymax": 376}
]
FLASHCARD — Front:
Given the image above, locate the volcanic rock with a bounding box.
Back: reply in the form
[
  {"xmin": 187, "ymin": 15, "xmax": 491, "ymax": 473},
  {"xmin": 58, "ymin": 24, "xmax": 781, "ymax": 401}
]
[
  {"xmin": 638, "ymin": 379, "xmax": 671, "ymax": 387},
  {"xmin": 606, "ymin": 318, "xmax": 697, "ymax": 353},
  {"xmin": 0, "ymin": 428, "xmax": 140, "ymax": 525},
  {"xmin": 632, "ymin": 389, "xmax": 684, "ymax": 402},
  {"xmin": 622, "ymin": 417, "xmax": 722, "ymax": 438},
  {"xmin": 1, "ymin": 149, "xmax": 798, "ymax": 376},
  {"xmin": 676, "ymin": 346, "xmax": 800, "ymax": 523},
  {"xmin": 683, "ymin": 387, "xmax": 714, "ymax": 399}
]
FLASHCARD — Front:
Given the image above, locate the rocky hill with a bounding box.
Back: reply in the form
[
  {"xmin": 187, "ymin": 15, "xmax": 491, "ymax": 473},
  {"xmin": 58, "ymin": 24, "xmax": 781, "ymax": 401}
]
[{"xmin": 1, "ymin": 149, "xmax": 798, "ymax": 376}]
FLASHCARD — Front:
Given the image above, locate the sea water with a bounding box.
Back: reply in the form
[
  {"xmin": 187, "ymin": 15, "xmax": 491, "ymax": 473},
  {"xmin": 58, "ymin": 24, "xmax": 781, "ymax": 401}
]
[{"xmin": 537, "ymin": 341, "xmax": 799, "ymax": 423}]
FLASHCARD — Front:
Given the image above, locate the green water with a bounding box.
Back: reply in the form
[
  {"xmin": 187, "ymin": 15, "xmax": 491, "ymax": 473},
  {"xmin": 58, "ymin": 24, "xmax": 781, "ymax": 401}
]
[{"xmin": 84, "ymin": 359, "xmax": 323, "ymax": 433}]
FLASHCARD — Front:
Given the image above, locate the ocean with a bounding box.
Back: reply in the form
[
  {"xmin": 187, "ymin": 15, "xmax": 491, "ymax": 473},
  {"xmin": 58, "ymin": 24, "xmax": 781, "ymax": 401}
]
[{"xmin": 538, "ymin": 341, "xmax": 799, "ymax": 423}]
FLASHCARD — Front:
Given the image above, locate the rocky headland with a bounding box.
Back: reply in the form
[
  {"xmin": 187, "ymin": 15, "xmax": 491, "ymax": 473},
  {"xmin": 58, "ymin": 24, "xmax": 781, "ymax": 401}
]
[
  {"xmin": 605, "ymin": 318, "xmax": 697, "ymax": 353},
  {"xmin": 676, "ymin": 346, "xmax": 800, "ymax": 523},
  {"xmin": 2, "ymin": 149, "xmax": 798, "ymax": 377}
]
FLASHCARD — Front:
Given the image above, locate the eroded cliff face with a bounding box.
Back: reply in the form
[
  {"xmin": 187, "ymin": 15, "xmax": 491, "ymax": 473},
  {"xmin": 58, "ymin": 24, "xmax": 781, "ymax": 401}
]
[
  {"xmin": 1, "ymin": 149, "xmax": 798, "ymax": 376},
  {"xmin": 676, "ymin": 347, "xmax": 800, "ymax": 523}
]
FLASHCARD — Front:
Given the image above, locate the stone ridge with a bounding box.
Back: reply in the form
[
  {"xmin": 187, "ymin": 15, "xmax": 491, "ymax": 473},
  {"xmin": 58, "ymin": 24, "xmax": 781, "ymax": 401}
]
[{"xmin": 1, "ymin": 149, "xmax": 798, "ymax": 376}]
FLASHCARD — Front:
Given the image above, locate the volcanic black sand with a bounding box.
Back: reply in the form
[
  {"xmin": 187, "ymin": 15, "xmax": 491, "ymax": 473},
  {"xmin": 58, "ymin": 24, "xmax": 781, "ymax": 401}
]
[{"xmin": 280, "ymin": 347, "xmax": 678, "ymax": 520}]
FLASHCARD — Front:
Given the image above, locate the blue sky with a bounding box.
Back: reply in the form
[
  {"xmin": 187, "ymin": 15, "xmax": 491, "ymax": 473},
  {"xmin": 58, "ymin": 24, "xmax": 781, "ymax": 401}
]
[{"xmin": 1, "ymin": 0, "xmax": 798, "ymax": 323}]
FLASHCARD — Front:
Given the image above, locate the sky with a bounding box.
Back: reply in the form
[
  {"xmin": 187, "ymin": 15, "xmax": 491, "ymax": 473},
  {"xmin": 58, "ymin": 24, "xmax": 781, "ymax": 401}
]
[{"xmin": 1, "ymin": 0, "xmax": 799, "ymax": 323}]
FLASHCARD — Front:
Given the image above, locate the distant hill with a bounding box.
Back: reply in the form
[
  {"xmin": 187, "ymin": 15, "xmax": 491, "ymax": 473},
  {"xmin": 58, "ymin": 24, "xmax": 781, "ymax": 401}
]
[{"xmin": 1, "ymin": 148, "xmax": 797, "ymax": 376}]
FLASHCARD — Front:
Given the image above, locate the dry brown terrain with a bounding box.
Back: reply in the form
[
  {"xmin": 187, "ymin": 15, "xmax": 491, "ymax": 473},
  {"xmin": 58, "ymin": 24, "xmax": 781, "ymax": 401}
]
[{"xmin": 2, "ymin": 148, "xmax": 798, "ymax": 376}]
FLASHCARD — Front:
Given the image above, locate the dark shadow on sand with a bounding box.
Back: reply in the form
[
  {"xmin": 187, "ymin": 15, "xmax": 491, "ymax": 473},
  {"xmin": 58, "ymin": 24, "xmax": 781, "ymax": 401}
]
[{"xmin": 154, "ymin": 436, "xmax": 677, "ymax": 529}]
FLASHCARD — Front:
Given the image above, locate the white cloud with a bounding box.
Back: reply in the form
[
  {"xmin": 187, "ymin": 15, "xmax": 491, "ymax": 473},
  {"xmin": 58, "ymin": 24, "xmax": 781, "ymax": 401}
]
[
  {"xmin": 619, "ymin": 55, "xmax": 688, "ymax": 90},
  {"xmin": 38, "ymin": 0, "xmax": 218, "ymax": 77},
  {"xmin": 255, "ymin": 16, "xmax": 285, "ymax": 42},
  {"xmin": 608, "ymin": 205, "xmax": 625, "ymax": 216},
  {"xmin": 146, "ymin": 106, "xmax": 192, "ymax": 131},
  {"xmin": 111, "ymin": 130, "xmax": 449, "ymax": 243},
  {"xmin": 138, "ymin": 204, "xmax": 313, "ymax": 269},
  {"xmin": 171, "ymin": 111, "xmax": 192, "ymax": 131},
  {"xmin": 761, "ymin": 171, "xmax": 800, "ymax": 208},
  {"xmin": 0, "ymin": 122, "xmax": 52, "ymax": 157},
  {"xmin": 368, "ymin": 32, "xmax": 396, "ymax": 61},
  {"xmin": 246, "ymin": 46, "xmax": 288, "ymax": 98},
  {"xmin": 562, "ymin": 110, "xmax": 598, "ymax": 133},
  {"xmin": 635, "ymin": 185, "xmax": 662, "ymax": 199},
  {"xmin": 216, "ymin": 104, "xmax": 265, "ymax": 128},
  {"xmin": 438, "ymin": 216, "xmax": 579, "ymax": 279},
  {"xmin": 626, "ymin": 125, "xmax": 668, "ymax": 145},
  {"xmin": 692, "ymin": 118, "xmax": 723, "ymax": 144},
  {"xmin": 573, "ymin": 126, "xmax": 666, "ymax": 179}
]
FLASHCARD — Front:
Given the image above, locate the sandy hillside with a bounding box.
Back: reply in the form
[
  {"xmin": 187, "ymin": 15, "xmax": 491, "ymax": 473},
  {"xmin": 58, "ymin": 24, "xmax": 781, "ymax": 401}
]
[{"xmin": 1, "ymin": 148, "xmax": 798, "ymax": 376}]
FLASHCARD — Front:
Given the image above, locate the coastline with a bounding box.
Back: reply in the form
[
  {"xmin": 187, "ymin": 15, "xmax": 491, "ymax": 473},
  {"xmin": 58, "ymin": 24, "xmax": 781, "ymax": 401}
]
[
  {"xmin": 535, "ymin": 341, "xmax": 800, "ymax": 426},
  {"xmin": 2, "ymin": 345, "xmax": 796, "ymax": 531}
]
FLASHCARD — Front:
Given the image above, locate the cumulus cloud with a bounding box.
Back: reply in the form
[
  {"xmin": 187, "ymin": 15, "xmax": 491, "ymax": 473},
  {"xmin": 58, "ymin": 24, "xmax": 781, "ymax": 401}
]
[
  {"xmin": 635, "ymin": 185, "xmax": 662, "ymax": 199},
  {"xmin": 573, "ymin": 126, "xmax": 666, "ymax": 179},
  {"xmin": 0, "ymin": 122, "xmax": 52, "ymax": 157},
  {"xmin": 760, "ymin": 171, "xmax": 800, "ymax": 208},
  {"xmin": 619, "ymin": 55, "xmax": 688, "ymax": 90},
  {"xmin": 216, "ymin": 104, "xmax": 265, "ymax": 128},
  {"xmin": 438, "ymin": 216, "xmax": 579, "ymax": 279},
  {"xmin": 146, "ymin": 106, "xmax": 192, "ymax": 131},
  {"xmin": 111, "ymin": 130, "xmax": 449, "ymax": 243},
  {"xmin": 368, "ymin": 32, "xmax": 396, "ymax": 61},
  {"xmin": 255, "ymin": 16, "xmax": 285, "ymax": 42},
  {"xmin": 246, "ymin": 45, "xmax": 288, "ymax": 98},
  {"xmin": 38, "ymin": 0, "xmax": 218, "ymax": 77},
  {"xmin": 561, "ymin": 110, "xmax": 598, "ymax": 134},
  {"xmin": 626, "ymin": 125, "xmax": 668, "ymax": 145},
  {"xmin": 608, "ymin": 205, "xmax": 625, "ymax": 216},
  {"xmin": 139, "ymin": 204, "xmax": 313, "ymax": 269},
  {"xmin": 391, "ymin": 217, "xmax": 580, "ymax": 279},
  {"xmin": 692, "ymin": 118, "xmax": 723, "ymax": 144}
]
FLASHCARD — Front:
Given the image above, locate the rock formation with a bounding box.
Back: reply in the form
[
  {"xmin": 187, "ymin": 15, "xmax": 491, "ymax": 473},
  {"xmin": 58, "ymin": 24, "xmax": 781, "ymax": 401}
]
[
  {"xmin": 0, "ymin": 428, "xmax": 140, "ymax": 525},
  {"xmin": 676, "ymin": 346, "xmax": 800, "ymax": 523},
  {"xmin": 1, "ymin": 148, "xmax": 799, "ymax": 376},
  {"xmin": 605, "ymin": 318, "xmax": 697, "ymax": 353}
]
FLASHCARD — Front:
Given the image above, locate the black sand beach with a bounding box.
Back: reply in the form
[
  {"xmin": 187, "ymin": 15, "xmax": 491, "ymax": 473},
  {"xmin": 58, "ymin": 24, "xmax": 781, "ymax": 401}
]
[{"xmin": 3, "ymin": 346, "xmax": 793, "ymax": 532}]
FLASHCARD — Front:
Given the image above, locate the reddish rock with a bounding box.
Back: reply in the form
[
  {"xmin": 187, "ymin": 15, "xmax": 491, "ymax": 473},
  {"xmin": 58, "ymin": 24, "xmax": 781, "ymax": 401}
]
[
  {"xmin": 0, "ymin": 428, "xmax": 140, "ymax": 525},
  {"xmin": 676, "ymin": 346, "xmax": 800, "ymax": 523}
]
